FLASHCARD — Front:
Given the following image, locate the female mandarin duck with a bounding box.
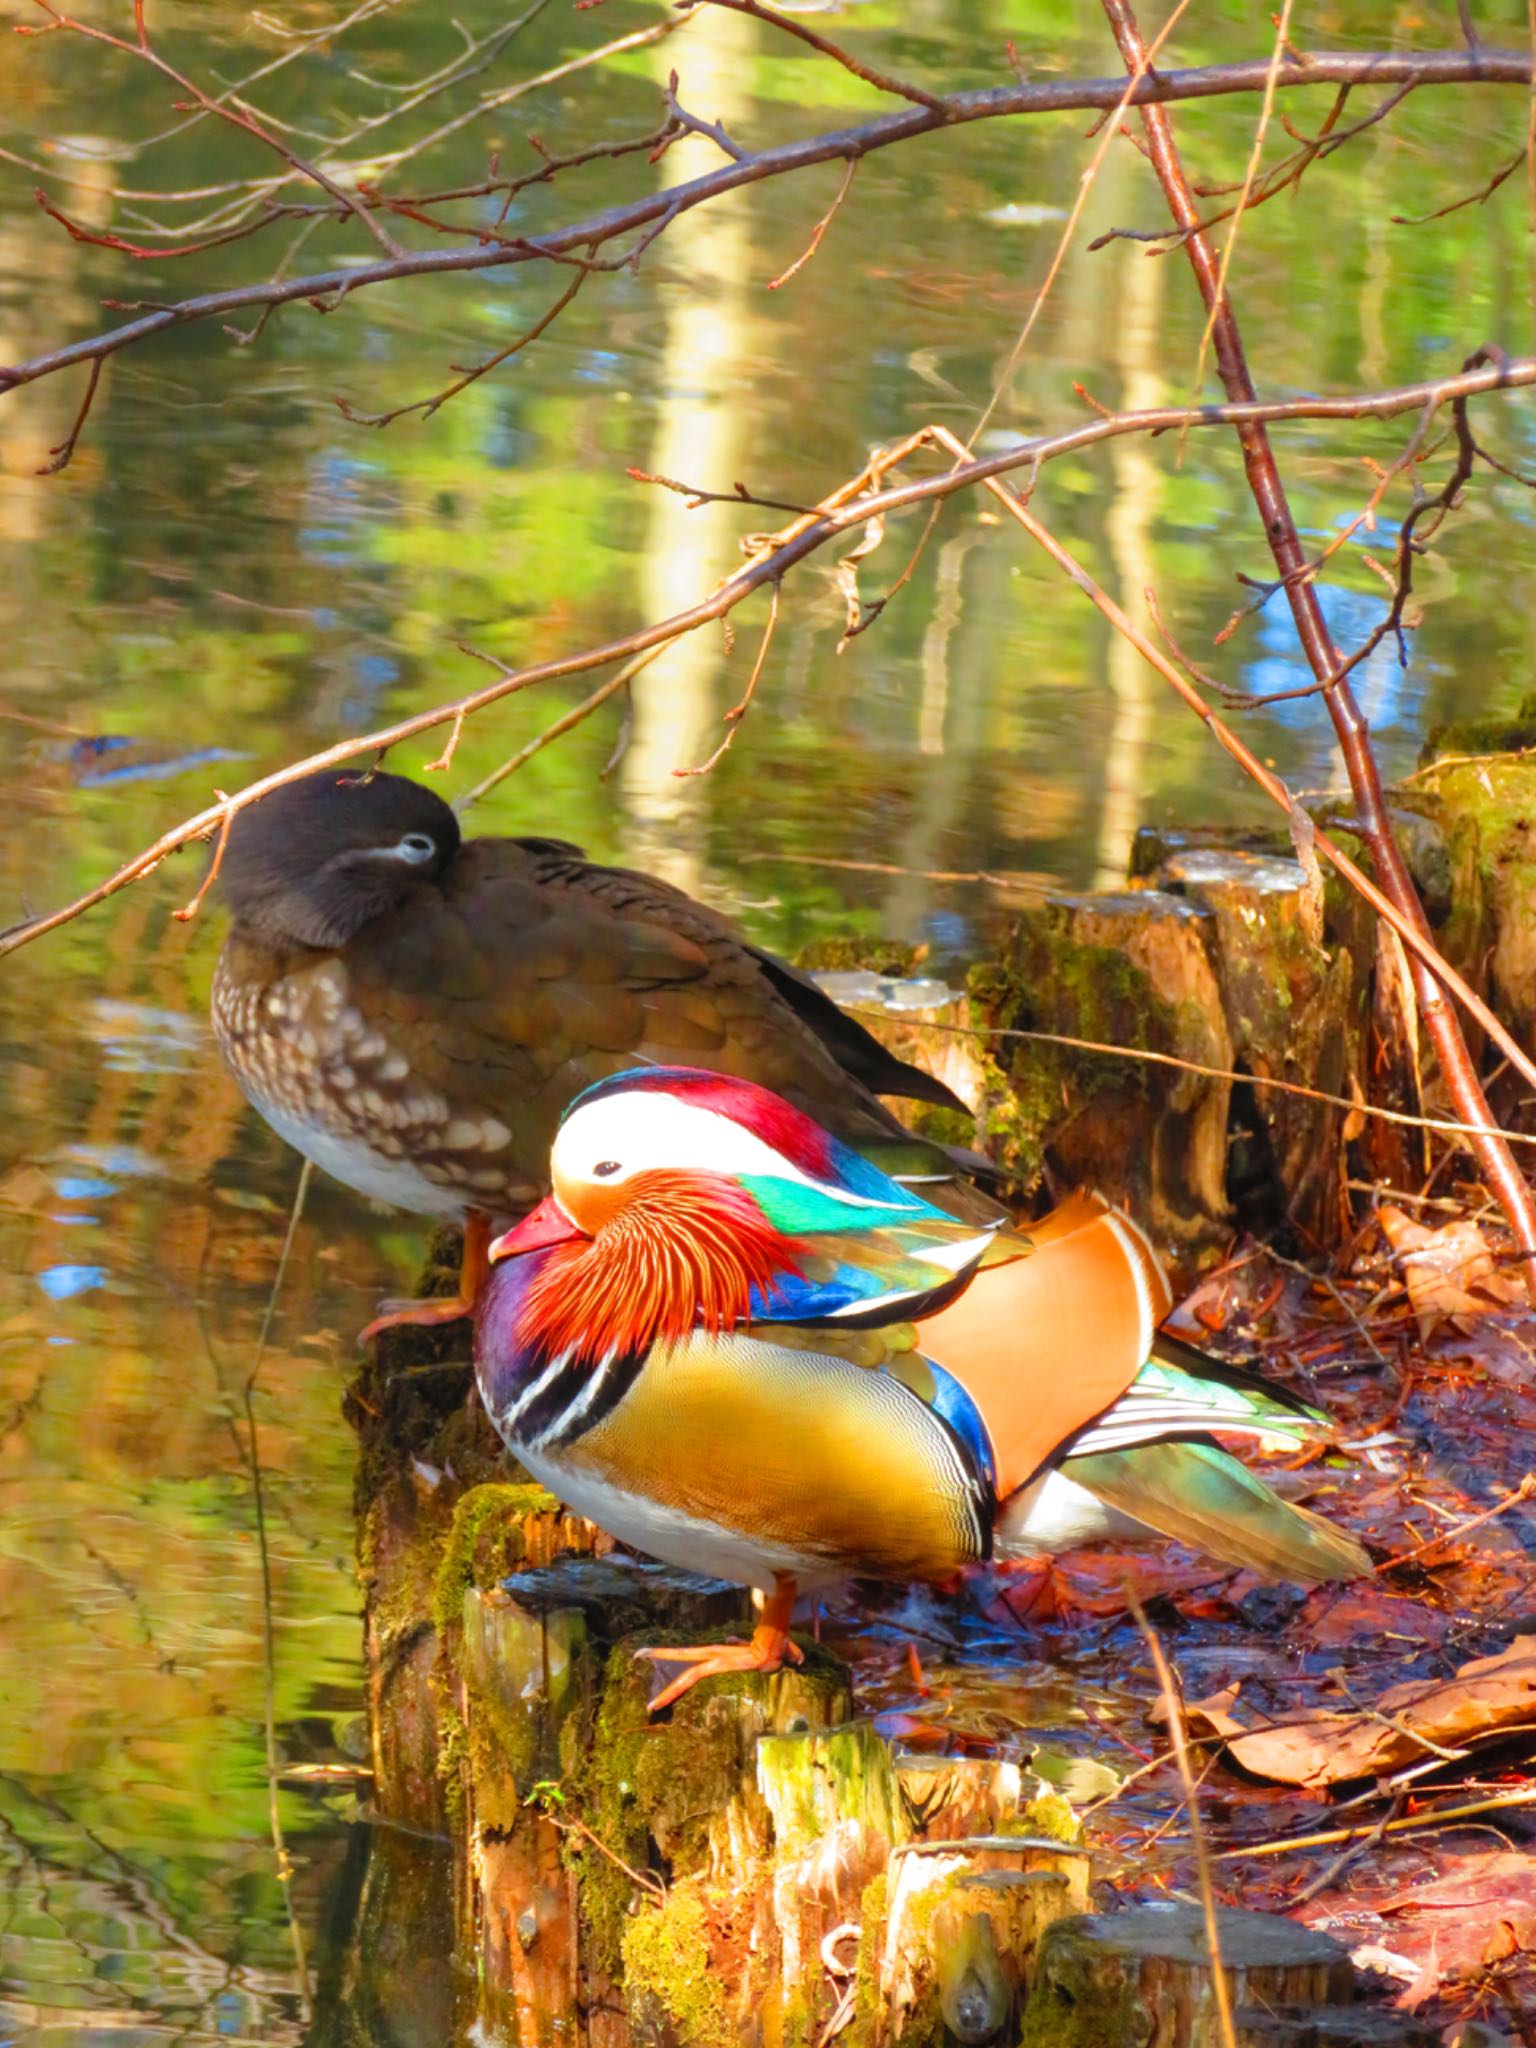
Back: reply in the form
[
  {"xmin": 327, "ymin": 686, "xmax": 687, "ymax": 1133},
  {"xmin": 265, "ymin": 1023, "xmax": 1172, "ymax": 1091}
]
[
  {"xmin": 476, "ymin": 1067, "xmax": 1368, "ymax": 1710},
  {"xmin": 211, "ymin": 770, "xmax": 977, "ymax": 1340}
]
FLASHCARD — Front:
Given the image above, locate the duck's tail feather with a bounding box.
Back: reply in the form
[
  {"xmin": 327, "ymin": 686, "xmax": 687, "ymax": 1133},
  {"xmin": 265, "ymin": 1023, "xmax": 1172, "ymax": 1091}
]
[{"xmin": 1062, "ymin": 1438, "xmax": 1370, "ymax": 1584}]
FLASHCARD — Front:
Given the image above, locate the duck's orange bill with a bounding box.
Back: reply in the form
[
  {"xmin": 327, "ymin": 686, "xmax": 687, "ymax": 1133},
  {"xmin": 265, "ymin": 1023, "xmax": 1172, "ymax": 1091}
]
[{"xmin": 489, "ymin": 1193, "xmax": 584, "ymax": 1261}]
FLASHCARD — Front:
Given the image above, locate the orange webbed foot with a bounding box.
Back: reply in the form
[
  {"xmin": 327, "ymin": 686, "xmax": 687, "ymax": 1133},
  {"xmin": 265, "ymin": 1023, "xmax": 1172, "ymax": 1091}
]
[
  {"xmin": 637, "ymin": 1575, "xmax": 802, "ymax": 1714},
  {"xmin": 357, "ymin": 1293, "xmax": 475, "ymax": 1348},
  {"xmin": 358, "ymin": 1210, "xmax": 492, "ymax": 1348}
]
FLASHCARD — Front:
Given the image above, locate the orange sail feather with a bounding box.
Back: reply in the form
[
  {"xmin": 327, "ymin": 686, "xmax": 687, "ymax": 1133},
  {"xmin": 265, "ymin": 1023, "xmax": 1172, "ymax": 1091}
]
[{"xmin": 915, "ymin": 1191, "xmax": 1171, "ymax": 1498}]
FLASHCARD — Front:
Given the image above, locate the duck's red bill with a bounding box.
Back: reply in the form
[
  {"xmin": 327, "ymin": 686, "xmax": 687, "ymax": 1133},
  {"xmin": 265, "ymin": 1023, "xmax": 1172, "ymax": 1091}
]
[{"xmin": 488, "ymin": 1193, "xmax": 583, "ymax": 1260}]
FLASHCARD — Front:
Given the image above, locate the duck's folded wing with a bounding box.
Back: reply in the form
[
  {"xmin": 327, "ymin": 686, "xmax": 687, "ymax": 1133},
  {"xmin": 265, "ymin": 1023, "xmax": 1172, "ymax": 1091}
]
[
  {"xmin": 750, "ymin": 1212, "xmax": 1022, "ymax": 1324},
  {"xmin": 1041, "ymin": 1345, "xmax": 1368, "ymax": 1583},
  {"xmin": 360, "ymin": 837, "xmax": 966, "ymax": 1156}
]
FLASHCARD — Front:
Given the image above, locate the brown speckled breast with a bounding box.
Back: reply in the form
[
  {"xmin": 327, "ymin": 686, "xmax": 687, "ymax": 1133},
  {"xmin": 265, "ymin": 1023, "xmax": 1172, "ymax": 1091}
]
[{"xmin": 212, "ymin": 936, "xmax": 540, "ymax": 1219}]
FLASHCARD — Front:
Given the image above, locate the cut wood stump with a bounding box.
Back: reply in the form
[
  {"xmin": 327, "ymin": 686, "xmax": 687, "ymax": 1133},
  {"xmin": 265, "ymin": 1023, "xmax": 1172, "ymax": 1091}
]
[
  {"xmin": 970, "ymin": 889, "xmax": 1235, "ymax": 1267},
  {"xmin": 1144, "ymin": 846, "xmax": 1356, "ymax": 1245},
  {"xmin": 1020, "ymin": 1904, "xmax": 1357, "ymax": 2048}
]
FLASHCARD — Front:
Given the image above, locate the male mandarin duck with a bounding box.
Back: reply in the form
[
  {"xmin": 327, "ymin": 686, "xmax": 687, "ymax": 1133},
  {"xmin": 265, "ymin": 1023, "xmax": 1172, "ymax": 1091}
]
[
  {"xmin": 210, "ymin": 769, "xmax": 979, "ymax": 1339},
  {"xmin": 475, "ymin": 1067, "xmax": 1369, "ymax": 1710}
]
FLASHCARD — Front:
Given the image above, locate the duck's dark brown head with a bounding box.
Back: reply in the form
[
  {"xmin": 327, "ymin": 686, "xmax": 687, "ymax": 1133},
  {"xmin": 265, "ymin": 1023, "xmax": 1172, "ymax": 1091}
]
[{"xmin": 220, "ymin": 768, "xmax": 462, "ymax": 949}]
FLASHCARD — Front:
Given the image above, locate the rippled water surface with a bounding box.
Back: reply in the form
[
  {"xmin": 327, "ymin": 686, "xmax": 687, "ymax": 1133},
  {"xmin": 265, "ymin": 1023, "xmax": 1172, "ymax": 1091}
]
[{"xmin": 2, "ymin": 1, "xmax": 1535, "ymax": 2038}]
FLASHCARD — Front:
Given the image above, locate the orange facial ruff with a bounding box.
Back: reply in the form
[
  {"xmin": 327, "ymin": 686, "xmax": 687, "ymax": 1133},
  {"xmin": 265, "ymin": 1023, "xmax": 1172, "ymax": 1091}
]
[{"xmin": 516, "ymin": 1170, "xmax": 803, "ymax": 1366}]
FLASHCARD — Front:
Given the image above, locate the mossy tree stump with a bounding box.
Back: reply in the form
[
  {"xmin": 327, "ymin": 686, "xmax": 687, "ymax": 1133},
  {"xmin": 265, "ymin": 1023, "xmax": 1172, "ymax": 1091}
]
[
  {"xmin": 1396, "ymin": 757, "xmax": 1536, "ymax": 1073},
  {"xmin": 819, "ymin": 761, "xmax": 1536, "ymax": 1258},
  {"xmin": 342, "ymin": 1298, "xmax": 1094, "ymax": 2048},
  {"xmin": 971, "ymin": 889, "xmax": 1235, "ymax": 1267},
  {"xmin": 1147, "ymin": 848, "xmax": 1356, "ymax": 1245},
  {"xmin": 1021, "ymin": 1905, "xmax": 1360, "ymax": 2048}
]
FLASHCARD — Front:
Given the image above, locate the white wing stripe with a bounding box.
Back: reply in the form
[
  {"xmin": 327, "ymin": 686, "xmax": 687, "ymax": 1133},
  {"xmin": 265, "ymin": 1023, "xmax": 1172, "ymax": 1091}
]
[{"xmin": 1104, "ymin": 1210, "xmax": 1158, "ymax": 1366}]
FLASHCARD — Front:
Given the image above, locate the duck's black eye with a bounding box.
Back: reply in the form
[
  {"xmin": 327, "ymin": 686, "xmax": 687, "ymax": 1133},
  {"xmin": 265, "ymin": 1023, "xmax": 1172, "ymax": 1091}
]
[
  {"xmin": 396, "ymin": 832, "xmax": 437, "ymax": 864},
  {"xmin": 592, "ymin": 1160, "xmax": 622, "ymax": 1179}
]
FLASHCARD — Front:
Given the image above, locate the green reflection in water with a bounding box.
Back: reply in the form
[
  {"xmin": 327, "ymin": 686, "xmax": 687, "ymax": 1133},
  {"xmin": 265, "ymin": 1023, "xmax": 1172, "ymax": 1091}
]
[{"xmin": 0, "ymin": 0, "xmax": 1533, "ymax": 2037}]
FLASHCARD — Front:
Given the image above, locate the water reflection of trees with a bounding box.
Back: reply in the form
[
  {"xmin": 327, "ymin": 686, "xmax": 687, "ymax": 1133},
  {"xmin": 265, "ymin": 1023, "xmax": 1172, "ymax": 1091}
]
[{"xmin": 3, "ymin": 4, "xmax": 1536, "ymax": 2031}]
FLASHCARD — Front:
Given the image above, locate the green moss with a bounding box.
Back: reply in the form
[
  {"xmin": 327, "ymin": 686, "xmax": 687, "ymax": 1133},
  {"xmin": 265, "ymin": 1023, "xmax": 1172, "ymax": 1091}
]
[
  {"xmin": 850, "ymin": 1873, "xmax": 955, "ymax": 2048},
  {"xmin": 794, "ymin": 936, "xmax": 927, "ymax": 976},
  {"xmin": 1419, "ymin": 690, "xmax": 1536, "ymax": 764},
  {"xmin": 906, "ymin": 1102, "xmax": 978, "ymax": 1152},
  {"xmin": 430, "ymin": 1481, "xmax": 561, "ymax": 1634},
  {"xmin": 562, "ymin": 1638, "xmax": 741, "ymax": 1972},
  {"xmin": 622, "ymin": 1883, "xmax": 733, "ymax": 2048},
  {"xmin": 1016, "ymin": 1920, "xmax": 1142, "ymax": 2048},
  {"xmin": 1013, "ymin": 1788, "xmax": 1082, "ymax": 1844},
  {"xmin": 562, "ymin": 1633, "xmax": 850, "ymax": 1981},
  {"xmin": 968, "ymin": 930, "xmax": 1160, "ymax": 1191},
  {"xmin": 843, "ymin": 1871, "xmax": 887, "ymax": 2048},
  {"xmin": 560, "ymin": 1642, "xmax": 667, "ymax": 1979},
  {"xmin": 891, "ymin": 1984, "xmax": 947, "ymax": 2048},
  {"xmin": 1394, "ymin": 758, "xmax": 1536, "ymax": 1029},
  {"xmin": 756, "ymin": 1721, "xmax": 906, "ymax": 1860},
  {"xmin": 777, "ymin": 1988, "xmax": 814, "ymax": 2048}
]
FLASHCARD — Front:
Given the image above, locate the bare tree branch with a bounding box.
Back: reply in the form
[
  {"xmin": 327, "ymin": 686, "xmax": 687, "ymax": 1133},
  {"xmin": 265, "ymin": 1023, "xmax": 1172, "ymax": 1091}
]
[
  {"xmin": 2, "ymin": 358, "xmax": 1532, "ymax": 961},
  {"xmin": 1103, "ymin": 0, "xmax": 1536, "ymax": 1290},
  {"xmin": 3, "ymin": 44, "xmax": 1531, "ymax": 403}
]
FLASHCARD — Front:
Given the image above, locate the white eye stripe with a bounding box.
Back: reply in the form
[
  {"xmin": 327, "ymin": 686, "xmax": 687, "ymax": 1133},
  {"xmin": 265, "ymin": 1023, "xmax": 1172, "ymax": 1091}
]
[
  {"xmin": 396, "ymin": 832, "xmax": 437, "ymax": 864},
  {"xmin": 550, "ymin": 1093, "xmax": 891, "ymax": 1207}
]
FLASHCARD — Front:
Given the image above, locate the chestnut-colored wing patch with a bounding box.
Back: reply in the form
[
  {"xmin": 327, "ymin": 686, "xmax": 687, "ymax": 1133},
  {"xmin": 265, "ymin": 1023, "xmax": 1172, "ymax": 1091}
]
[{"xmin": 915, "ymin": 1190, "xmax": 1172, "ymax": 1499}]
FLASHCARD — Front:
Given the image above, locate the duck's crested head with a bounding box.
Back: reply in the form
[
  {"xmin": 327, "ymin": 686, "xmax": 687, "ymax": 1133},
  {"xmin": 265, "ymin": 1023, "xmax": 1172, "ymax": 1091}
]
[
  {"xmin": 485, "ymin": 1067, "xmax": 951, "ymax": 1366},
  {"xmin": 220, "ymin": 768, "xmax": 461, "ymax": 949},
  {"xmin": 490, "ymin": 1066, "xmax": 931, "ymax": 1263}
]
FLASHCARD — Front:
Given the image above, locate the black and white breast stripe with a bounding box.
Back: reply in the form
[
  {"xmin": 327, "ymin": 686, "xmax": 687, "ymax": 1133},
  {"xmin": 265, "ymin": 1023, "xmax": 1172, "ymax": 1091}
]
[{"xmin": 496, "ymin": 1343, "xmax": 647, "ymax": 1455}]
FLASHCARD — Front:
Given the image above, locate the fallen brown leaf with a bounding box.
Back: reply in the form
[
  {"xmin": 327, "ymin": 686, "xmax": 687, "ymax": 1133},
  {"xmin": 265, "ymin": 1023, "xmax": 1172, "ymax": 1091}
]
[
  {"xmin": 1301, "ymin": 1851, "xmax": 1536, "ymax": 1991},
  {"xmin": 1481, "ymin": 1917, "xmax": 1522, "ymax": 1967},
  {"xmin": 1378, "ymin": 1205, "xmax": 1525, "ymax": 1342},
  {"xmin": 1182, "ymin": 1633, "xmax": 1536, "ymax": 1787}
]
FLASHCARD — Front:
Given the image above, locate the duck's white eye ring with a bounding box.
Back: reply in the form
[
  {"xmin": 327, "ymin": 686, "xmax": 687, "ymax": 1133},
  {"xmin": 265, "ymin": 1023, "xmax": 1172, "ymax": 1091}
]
[
  {"xmin": 592, "ymin": 1160, "xmax": 622, "ymax": 1179},
  {"xmin": 396, "ymin": 832, "xmax": 437, "ymax": 864}
]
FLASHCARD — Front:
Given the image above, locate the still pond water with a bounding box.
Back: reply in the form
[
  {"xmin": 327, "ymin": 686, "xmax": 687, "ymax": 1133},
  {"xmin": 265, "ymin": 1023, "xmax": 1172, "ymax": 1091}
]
[{"xmin": 1, "ymin": 2, "xmax": 1534, "ymax": 2039}]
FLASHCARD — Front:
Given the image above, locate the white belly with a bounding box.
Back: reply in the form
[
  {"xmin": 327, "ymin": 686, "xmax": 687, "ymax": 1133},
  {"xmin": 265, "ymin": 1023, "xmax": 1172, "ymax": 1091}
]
[
  {"xmin": 515, "ymin": 1444, "xmax": 838, "ymax": 1596},
  {"xmin": 258, "ymin": 1100, "xmax": 469, "ymax": 1220}
]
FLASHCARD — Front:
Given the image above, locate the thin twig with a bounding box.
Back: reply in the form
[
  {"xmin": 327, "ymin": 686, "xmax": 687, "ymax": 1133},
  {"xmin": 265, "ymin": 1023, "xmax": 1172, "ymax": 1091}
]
[
  {"xmin": 1213, "ymin": 1789, "xmax": 1536, "ymax": 1861},
  {"xmin": 1133, "ymin": 1600, "xmax": 1236, "ymax": 2048},
  {"xmin": 171, "ymin": 795, "xmax": 233, "ymax": 922},
  {"xmin": 454, "ymin": 645, "xmax": 670, "ymax": 813},
  {"xmin": 1392, "ymin": 143, "xmax": 1527, "ymax": 223},
  {"xmin": 964, "ymin": 0, "xmax": 1194, "ymax": 456},
  {"xmin": 1183, "ymin": 0, "xmax": 1295, "ymax": 424},
  {"xmin": 1376, "ymin": 1473, "xmax": 1536, "ymax": 1570},
  {"xmin": 336, "ymin": 266, "xmax": 585, "ymax": 428},
  {"xmin": 4, "ymin": 46, "xmax": 1533, "ymax": 398},
  {"xmin": 1326, "ymin": 1665, "xmax": 1470, "ymax": 1765},
  {"xmin": 675, "ymin": 582, "xmax": 781, "ymax": 776},
  {"xmin": 33, "ymin": 356, "xmax": 103, "ymax": 477},
  {"xmin": 1090, "ymin": 81, "xmax": 1415, "ymax": 253},
  {"xmin": 29, "ymin": 2, "xmax": 409, "ymax": 260},
  {"xmin": 861, "ymin": 1009, "xmax": 1536, "ymax": 1156},
  {"xmin": 1102, "ymin": 0, "xmax": 1536, "ymax": 1296},
  {"xmin": 242, "ymin": 1159, "xmax": 315, "ymax": 2018},
  {"xmin": 768, "ymin": 157, "xmax": 856, "ymax": 290},
  {"xmin": 1264, "ymin": 1247, "xmax": 1390, "ymax": 1366},
  {"xmin": 923, "ymin": 419, "xmax": 1536, "ymax": 1115},
  {"xmin": 5, "ymin": 364, "xmax": 1536, "ymax": 974},
  {"xmin": 685, "ymin": 0, "xmax": 948, "ymax": 112}
]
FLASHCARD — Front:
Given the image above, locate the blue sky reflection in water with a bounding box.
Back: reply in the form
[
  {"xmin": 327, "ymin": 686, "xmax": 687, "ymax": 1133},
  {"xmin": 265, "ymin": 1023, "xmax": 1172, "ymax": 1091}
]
[{"xmin": 1, "ymin": 0, "xmax": 1535, "ymax": 2039}]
